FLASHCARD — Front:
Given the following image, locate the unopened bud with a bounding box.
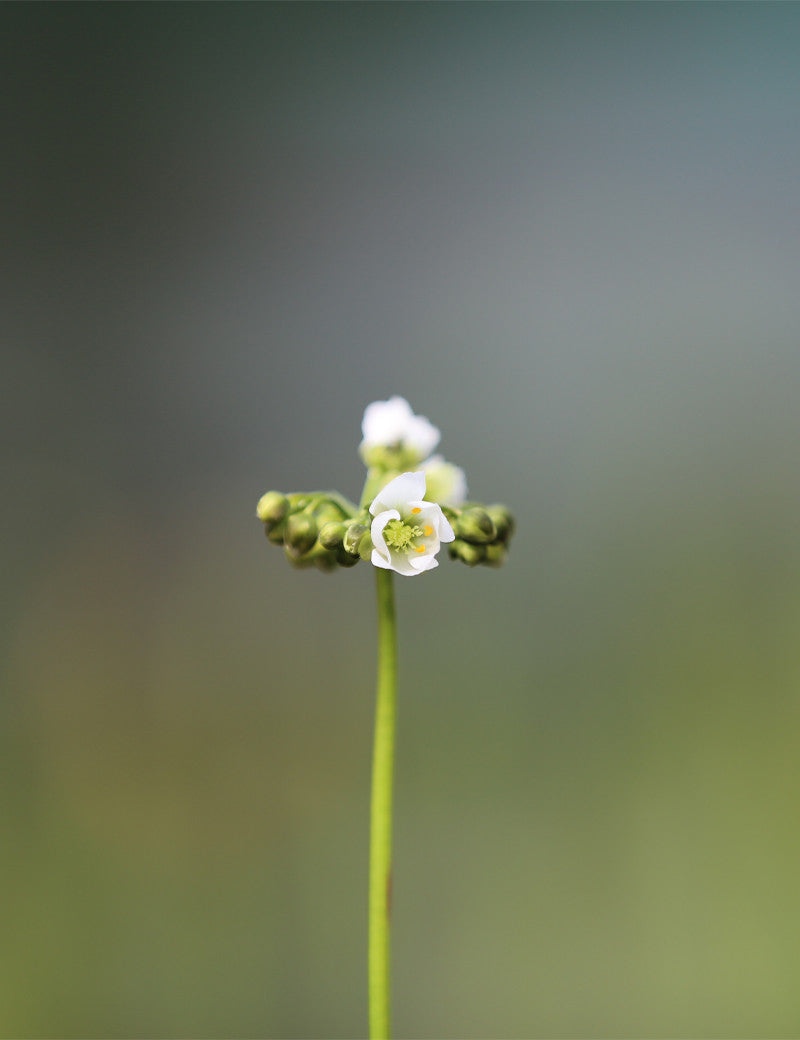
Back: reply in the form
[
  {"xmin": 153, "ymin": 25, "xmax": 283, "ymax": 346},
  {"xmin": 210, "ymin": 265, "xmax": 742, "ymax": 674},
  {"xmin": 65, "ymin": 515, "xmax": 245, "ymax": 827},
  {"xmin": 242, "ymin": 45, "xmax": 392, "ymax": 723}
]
[
  {"xmin": 266, "ymin": 520, "xmax": 286, "ymax": 545},
  {"xmin": 314, "ymin": 552, "xmax": 338, "ymax": 573},
  {"xmin": 318, "ymin": 520, "xmax": 347, "ymax": 550},
  {"xmin": 448, "ymin": 538, "xmax": 485, "ymax": 566},
  {"xmin": 336, "ymin": 545, "xmax": 361, "ymax": 568},
  {"xmin": 284, "ymin": 543, "xmax": 315, "ymax": 568},
  {"xmin": 358, "ymin": 531, "xmax": 374, "ymax": 561},
  {"xmin": 483, "ymin": 543, "xmax": 508, "ymax": 567},
  {"xmin": 284, "ymin": 513, "xmax": 318, "ymax": 555},
  {"xmin": 486, "ymin": 505, "xmax": 515, "ymax": 544},
  {"xmin": 456, "ymin": 508, "xmax": 496, "ymax": 545},
  {"xmin": 256, "ymin": 491, "xmax": 289, "ymax": 526},
  {"xmin": 343, "ymin": 522, "xmax": 369, "ymax": 556},
  {"xmin": 313, "ymin": 500, "xmax": 347, "ymax": 525}
]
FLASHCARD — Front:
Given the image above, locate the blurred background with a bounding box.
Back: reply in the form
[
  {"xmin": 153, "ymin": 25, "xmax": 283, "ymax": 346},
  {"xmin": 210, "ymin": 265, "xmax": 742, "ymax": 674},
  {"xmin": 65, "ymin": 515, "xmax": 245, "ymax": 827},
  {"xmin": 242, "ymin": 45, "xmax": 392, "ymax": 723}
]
[{"xmin": 2, "ymin": 3, "xmax": 800, "ymax": 1037}]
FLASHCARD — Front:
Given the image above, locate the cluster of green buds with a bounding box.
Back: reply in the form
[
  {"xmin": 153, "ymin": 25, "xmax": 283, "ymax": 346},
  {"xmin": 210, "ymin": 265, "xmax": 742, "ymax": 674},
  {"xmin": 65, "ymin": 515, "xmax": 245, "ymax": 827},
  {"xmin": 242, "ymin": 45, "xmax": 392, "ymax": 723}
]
[
  {"xmin": 256, "ymin": 490, "xmax": 364, "ymax": 572},
  {"xmin": 446, "ymin": 502, "xmax": 515, "ymax": 568},
  {"xmin": 257, "ymin": 397, "xmax": 514, "ymax": 577}
]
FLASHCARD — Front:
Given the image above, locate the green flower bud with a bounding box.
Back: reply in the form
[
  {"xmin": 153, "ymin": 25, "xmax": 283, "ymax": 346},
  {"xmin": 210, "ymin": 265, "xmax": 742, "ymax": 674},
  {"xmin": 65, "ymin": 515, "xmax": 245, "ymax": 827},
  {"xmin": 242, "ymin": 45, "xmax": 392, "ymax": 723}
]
[
  {"xmin": 448, "ymin": 538, "xmax": 486, "ymax": 566},
  {"xmin": 284, "ymin": 513, "xmax": 318, "ymax": 555},
  {"xmin": 266, "ymin": 519, "xmax": 287, "ymax": 545},
  {"xmin": 335, "ymin": 545, "xmax": 361, "ymax": 568},
  {"xmin": 456, "ymin": 507, "xmax": 496, "ymax": 545},
  {"xmin": 284, "ymin": 543, "xmax": 315, "ymax": 568},
  {"xmin": 312, "ymin": 499, "xmax": 348, "ymax": 525},
  {"xmin": 313, "ymin": 552, "xmax": 338, "ymax": 573},
  {"xmin": 343, "ymin": 522, "xmax": 369, "ymax": 556},
  {"xmin": 256, "ymin": 491, "xmax": 289, "ymax": 526},
  {"xmin": 318, "ymin": 520, "xmax": 347, "ymax": 550},
  {"xmin": 486, "ymin": 505, "xmax": 515, "ymax": 544},
  {"xmin": 483, "ymin": 543, "xmax": 508, "ymax": 567}
]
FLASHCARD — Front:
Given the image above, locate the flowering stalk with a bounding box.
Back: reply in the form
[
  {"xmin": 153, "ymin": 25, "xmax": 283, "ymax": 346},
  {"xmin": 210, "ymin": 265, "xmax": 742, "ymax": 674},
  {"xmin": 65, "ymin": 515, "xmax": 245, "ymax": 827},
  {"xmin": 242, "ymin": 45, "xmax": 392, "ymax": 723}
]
[
  {"xmin": 369, "ymin": 567, "xmax": 397, "ymax": 1039},
  {"xmin": 256, "ymin": 397, "xmax": 514, "ymax": 1036}
]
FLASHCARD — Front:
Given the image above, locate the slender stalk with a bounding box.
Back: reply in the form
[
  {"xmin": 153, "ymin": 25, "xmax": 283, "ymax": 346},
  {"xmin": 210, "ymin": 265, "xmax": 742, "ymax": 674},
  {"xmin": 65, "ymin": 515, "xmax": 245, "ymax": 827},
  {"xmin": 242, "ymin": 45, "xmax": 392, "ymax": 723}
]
[{"xmin": 369, "ymin": 567, "xmax": 397, "ymax": 1039}]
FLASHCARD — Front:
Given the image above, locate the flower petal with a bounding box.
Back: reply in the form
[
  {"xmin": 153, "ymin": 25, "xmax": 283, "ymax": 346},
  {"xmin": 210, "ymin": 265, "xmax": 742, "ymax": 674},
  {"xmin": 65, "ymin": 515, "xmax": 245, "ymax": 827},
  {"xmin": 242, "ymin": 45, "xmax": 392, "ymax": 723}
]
[
  {"xmin": 409, "ymin": 553, "xmax": 438, "ymax": 572},
  {"xmin": 362, "ymin": 396, "xmax": 414, "ymax": 445},
  {"xmin": 370, "ymin": 509, "xmax": 400, "ymax": 567},
  {"xmin": 405, "ymin": 414, "xmax": 441, "ymax": 458},
  {"xmin": 436, "ymin": 512, "xmax": 456, "ymax": 543},
  {"xmin": 371, "ymin": 550, "xmax": 396, "ymax": 571},
  {"xmin": 369, "ymin": 471, "xmax": 427, "ymax": 515}
]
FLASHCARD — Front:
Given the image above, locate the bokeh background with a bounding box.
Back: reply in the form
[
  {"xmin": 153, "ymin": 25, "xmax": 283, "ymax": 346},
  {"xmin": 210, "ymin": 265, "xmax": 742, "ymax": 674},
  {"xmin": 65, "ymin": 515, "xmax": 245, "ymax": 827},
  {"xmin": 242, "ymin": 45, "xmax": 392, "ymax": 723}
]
[{"xmin": 3, "ymin": 3, "xmax": 800, "ymax": 1037}]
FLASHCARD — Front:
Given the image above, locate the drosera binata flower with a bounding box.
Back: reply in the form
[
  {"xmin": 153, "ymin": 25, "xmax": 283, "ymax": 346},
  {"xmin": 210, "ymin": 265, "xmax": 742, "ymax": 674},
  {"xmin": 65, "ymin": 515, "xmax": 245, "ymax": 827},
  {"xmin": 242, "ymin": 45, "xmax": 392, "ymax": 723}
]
[
  {"xmin": 257, "ymin": 396, "xmax": 510, "ymax": 572},
  {"xmin": 369, "ymin": 471, "xmax": 455, "ymax": 576},
  {"xmin": 359, "ymin": 395, "xmax": 441, "ymax": 469}
]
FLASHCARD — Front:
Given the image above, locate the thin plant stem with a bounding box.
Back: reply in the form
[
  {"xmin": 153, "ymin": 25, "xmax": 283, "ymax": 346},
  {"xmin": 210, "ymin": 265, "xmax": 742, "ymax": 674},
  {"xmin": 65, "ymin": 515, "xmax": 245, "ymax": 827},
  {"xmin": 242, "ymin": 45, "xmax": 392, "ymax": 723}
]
[{"xmin": 369, "ymin": 566, "xmax": 397, "ymax": 1039}]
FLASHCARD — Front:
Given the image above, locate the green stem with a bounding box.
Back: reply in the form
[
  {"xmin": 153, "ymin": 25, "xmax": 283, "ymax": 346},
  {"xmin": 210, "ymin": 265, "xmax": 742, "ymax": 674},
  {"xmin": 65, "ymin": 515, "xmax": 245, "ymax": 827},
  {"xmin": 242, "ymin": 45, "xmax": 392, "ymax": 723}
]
[{"xmin": 369, "ymin": 567, "xmax": 397, "ymax": 1039}]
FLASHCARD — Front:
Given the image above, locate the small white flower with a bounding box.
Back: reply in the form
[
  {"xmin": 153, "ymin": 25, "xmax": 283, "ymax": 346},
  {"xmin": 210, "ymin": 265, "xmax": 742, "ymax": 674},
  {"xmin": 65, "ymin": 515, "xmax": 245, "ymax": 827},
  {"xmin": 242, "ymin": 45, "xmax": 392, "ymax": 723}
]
[
  {"xmin": 369, "ymin": 471, "xmax": 455, "ymax": 576},
  {"xmin": 421, "ymin": 455, "xmax": 468, "ymax": 507},
  {"xmin": 360, "ymin": 396, "xmax": 440, "ymax": 466}
]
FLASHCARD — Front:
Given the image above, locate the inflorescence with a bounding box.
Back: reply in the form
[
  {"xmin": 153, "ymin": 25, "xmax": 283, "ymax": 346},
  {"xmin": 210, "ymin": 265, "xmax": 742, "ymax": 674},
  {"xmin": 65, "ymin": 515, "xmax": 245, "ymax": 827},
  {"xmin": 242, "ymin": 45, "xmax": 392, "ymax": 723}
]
[{"xmin": 256, "ymin": 396, "xmax": 514, "ymax": 576}]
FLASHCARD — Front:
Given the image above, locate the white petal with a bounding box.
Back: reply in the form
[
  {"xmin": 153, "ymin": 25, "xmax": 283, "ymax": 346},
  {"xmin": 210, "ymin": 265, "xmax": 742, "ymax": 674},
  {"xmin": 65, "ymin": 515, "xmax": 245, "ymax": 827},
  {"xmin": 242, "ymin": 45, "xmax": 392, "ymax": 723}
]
[
  {"xmin": 405, "ymin": 414, "xmax": 440, "ymax": 457},
  {"xmin": 412, "ymin": 501, "xmax": 455, "ymax": 544},
  {"xmin": 371, "ymin": 508, "xmax": 401, "ymax": 535},
  {"xmin": 436, "ymin": 512, "xmax": 456, "ymax": 543},
  {"xmin": 370, "ymin": 509, "xmax": 400, "ymax": 566},
  {"xmin": 369, "ymin": 471, "xmax": 427, "ymax": 515},
  {"xmin": 391, "ymin": 554, "xmax": 420, "ymax": 576},
  {"xmin": 361, "ymin": 396, "xmax": 413, "ymax": 444}
]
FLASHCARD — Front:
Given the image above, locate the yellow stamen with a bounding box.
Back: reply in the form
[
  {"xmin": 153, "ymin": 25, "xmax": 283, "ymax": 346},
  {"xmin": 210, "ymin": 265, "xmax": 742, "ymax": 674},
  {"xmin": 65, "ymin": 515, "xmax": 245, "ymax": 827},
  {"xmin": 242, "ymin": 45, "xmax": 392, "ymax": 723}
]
[
  {"xmin": 411, "ymin": 507, "xmax": 421, "ymax": 514},
  {"xmin": 424, "ymin": 525, "xmax": 433, "ymax": 537},
  {"xmin": 414, "ymin": 544, "xmax": 426, "ymax": 553}
]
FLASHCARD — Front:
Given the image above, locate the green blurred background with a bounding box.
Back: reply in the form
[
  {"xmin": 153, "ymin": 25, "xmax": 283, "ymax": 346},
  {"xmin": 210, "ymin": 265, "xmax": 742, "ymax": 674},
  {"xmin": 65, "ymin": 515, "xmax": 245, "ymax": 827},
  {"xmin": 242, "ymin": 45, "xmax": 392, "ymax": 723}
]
[{"xmin": 2, "ymin": 3, "xmax": 800, "ymax": 1036}]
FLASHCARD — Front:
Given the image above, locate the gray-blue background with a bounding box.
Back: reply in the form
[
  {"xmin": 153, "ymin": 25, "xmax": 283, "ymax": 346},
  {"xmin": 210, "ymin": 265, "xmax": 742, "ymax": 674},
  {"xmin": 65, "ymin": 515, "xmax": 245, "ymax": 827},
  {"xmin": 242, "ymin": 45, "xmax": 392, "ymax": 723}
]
[{"xmin": 3, "ymin": 4, "xmax": 800, "ymax": 1036}]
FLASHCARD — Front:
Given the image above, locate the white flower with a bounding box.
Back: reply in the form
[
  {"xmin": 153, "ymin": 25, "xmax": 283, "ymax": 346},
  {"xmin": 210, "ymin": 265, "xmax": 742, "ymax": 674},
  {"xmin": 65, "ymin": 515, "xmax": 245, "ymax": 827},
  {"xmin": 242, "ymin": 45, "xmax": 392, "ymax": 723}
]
[
  {"xmin": 421, "ymin": 455, "xmax": 468, "ymax": 507},
  {"xmin": 369, "ymin": 471, "xmax": 455, "ymax": 576},
  {"xmin": 360, "ymin": 396, "xmax": 440, "ymax": 466}
]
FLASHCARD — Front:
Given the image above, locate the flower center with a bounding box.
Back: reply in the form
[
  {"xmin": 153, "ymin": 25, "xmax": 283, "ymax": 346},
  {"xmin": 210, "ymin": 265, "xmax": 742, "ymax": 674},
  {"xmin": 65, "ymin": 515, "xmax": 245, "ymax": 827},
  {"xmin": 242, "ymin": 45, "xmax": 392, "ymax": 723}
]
[{"xmin": 383, "ymin": 517, "xmax": 424, "ymax": 552}]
